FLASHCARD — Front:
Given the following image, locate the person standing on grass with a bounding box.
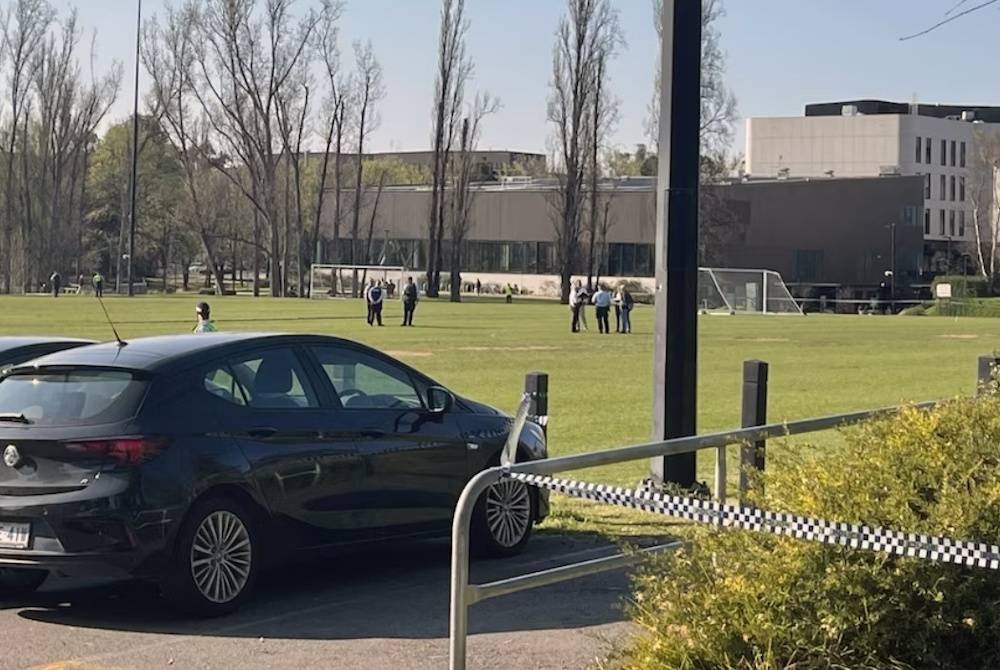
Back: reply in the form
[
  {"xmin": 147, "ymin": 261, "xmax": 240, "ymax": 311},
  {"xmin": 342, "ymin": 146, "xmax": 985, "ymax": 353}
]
[
  {"xmin": 402, "ymin": 276, "xmax": 418, "ymax": 326},
  {"xmin": 193, "ymin": 302, "xmax": 218, "ymax": 333},
  {"xmin": 364, "ymin": 278, "xmax": 376, "ymax": 326},
  {"xmin": 93, "ymin": 271, "xmax": 104, "ymax": 298},
  {"xmin": 612, "ymin": 285, "xmax": 624, "ymax": 332},
  {"xmin": 577, "ymin": 283, "xmax": 590, "ymax": 332},
  {"xmin": 49, "ymin": 271, "xmax": 61, "ymax": 297},
  {"xmin": 475, "ymin": 278, "xmax": 481, "ymax": 295},
  {"xmin": 367, "ymin": 280, "xmax": 385, "ymax": 327},
  {"xmin": 592, "ymin": 283, "xmax": 612, "ymax": 334},
  {"xmin": 620, "ymin": 285, "xmax": 634, "ymax": 334},
  {"xmin": 569, "ymin": 280, "xmax": 585, "ymax": 333}
]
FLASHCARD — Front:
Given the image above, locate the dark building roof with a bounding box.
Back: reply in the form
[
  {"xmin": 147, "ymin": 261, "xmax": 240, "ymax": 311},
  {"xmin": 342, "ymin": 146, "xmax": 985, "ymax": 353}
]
[{"xmin": 805, "ymin": 99, "xmax": 1000, "ymax": 123}]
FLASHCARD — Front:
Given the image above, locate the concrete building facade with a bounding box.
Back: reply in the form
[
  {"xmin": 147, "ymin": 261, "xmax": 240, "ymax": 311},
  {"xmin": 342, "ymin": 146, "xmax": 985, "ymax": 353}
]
[
  {"xmin": 746, "ymin": 99, "xmax": 1000, "ymax": 271},
  {"xmin": 322, "ymin": 175, "xmax": 924, "ymax": 297}
]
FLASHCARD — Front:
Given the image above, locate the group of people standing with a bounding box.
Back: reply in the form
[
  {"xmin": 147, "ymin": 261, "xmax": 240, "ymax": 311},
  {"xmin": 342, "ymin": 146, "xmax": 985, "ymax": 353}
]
[
  {"xmin": 46, "ymin": 271, "xmax": 105, "ymax": 297},
  {"xmin": 365, "ymin": 276, "xmax": 420, "ymax": 327},
  {"xmin": 569, "ymin": 280, "xmax": 634, "ymax": 334}
]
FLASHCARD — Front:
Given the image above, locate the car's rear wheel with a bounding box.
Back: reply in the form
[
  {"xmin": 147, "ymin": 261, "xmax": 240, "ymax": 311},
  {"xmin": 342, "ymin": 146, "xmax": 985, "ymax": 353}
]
[
  {"xmin": 0, "ymin": 568, "xmax": 47, "ymax": 598},
  {"xmin": 162, "ymin": 496, "xmax": 259, "ymax": 617},
  {"xmin": 471, "ymin": 477, "xmax": 536, "ymax": 558}
]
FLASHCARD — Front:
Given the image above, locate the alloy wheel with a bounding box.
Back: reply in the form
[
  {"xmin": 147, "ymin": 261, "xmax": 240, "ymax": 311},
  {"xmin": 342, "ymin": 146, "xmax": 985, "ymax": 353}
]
[
  {"xmin": 190, "ymin": 510, "xmax": 253, "ymax": 604},
  {"xmin": 485, "ymin": 479, "xmax": 532, "ymax": 548}
]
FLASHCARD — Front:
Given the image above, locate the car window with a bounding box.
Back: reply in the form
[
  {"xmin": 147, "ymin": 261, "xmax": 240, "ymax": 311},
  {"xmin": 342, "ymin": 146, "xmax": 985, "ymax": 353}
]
[
  {"xmin": 0, "ymin": 369, "xmax": 148, "ymax": 426},
  {"xmin": 224, "ymin": 348, "xmax": 319, "ymax": 409},
  {"xmin": 311, "ymin": 346, "xmax": 423, "ymax": 410},
  {"xmin": 203, "ymin": 366, "xmax": 249, "ymax": 406}
]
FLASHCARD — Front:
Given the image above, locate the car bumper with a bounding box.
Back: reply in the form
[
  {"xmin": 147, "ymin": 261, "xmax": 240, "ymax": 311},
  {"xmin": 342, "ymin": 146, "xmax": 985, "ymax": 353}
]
[{"xmin": 0, "ymin": 474, "xmax": 182, "ymax": 579}]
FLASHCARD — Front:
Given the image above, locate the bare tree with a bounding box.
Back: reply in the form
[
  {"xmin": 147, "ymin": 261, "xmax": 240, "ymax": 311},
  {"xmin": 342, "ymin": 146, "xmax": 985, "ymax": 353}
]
[
  {"xmin": 548, "ymin": 0, "xmax": 619, "ymax": 303},
  {"xmin": 968, "ymin": 127, "xmax": 1000, "ymax": 280},
  {"xmin": 427, "ymin": 0, "xmax": 472, "ymax": 298},
  {"xmin": 646, "ymin": 0, "xmax": 736, "ymax": 156},
  {"xmin": 448, "ymin": 92, "xmax": 499, "ymax": 302},
  {"xmin": 584, "ymin": 32, "xmax": 621, "ymax": 291},
  {"xmin": 2, "ymin": 0, "xmax": 55, "ymax": 292},
  {"xmin": 349, "ymin": 40, "xmax": 384, "ymax": 297}
]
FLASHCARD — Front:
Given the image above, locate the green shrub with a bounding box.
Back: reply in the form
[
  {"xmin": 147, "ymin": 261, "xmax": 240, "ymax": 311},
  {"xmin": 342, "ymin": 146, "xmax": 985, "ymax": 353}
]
[
  {"xmin": 931, "ymin": 275, "xmax": 993, "ymax": 299},
  {"xmin": 616, "ymin": 396, "xmax": 1000, "ymax": 670}
]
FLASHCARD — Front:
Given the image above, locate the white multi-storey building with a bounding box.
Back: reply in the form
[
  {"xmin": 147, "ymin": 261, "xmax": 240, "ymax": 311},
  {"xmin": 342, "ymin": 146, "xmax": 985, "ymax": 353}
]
[{"xmin": 746, "ymin": 100, "xmax": 1000, "ymax": 271}]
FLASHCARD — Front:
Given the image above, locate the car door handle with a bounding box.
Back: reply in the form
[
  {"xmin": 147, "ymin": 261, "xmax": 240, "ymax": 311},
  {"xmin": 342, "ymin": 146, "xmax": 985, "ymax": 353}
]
[{"xmin": 248, "ymin": 427, "xmax": 278, "ymax": 439}]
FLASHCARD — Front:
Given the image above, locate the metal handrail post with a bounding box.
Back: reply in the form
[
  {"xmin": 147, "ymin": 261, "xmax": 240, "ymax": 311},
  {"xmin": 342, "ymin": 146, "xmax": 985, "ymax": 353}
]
[{"xmin": 450, "ymin": 467, "xmax": 504, "ymax": 670}]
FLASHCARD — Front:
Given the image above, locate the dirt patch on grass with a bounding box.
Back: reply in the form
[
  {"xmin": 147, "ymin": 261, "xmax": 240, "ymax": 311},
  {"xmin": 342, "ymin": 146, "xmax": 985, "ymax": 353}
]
[
  {"xmin": 385, "ymin": 350, "xmax": 434, "ymax": 357},
  {"xmin": 939, "ymin": 334, "xmax": 979, "ymax": 340},
  {"xmin": 457, "ymin": 345, "xmax": 561, "ymax": 352},
  {"xmin": 733, "ymin": 337, "xmax": 790, "ymax": 343}
]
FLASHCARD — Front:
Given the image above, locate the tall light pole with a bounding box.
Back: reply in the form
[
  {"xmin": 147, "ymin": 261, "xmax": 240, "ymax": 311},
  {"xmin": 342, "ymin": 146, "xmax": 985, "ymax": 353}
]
[
  {"xmin": 126, "ymin": 0, "xmax": 142, "ymax": 297},
  {"xmin": 650, "ymin": 0, "xmax": 702, "ymax": 489}
]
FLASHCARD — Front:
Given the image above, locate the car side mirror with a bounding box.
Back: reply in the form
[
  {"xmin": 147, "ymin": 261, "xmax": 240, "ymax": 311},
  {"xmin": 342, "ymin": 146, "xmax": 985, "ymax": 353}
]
[{"xmin": 426, "ymin": 386, "xmax": 454, "ymax": 414}]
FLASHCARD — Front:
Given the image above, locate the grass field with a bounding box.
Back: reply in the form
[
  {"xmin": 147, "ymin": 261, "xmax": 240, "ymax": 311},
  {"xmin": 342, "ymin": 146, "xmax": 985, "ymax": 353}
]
[{"xmin": 4, "ymin": 293, "xmax": 1000, "ymax": 533}]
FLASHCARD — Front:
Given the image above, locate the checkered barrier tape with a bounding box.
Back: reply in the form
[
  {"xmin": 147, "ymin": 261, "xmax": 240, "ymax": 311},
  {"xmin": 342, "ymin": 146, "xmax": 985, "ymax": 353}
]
[{"xmin": 508, "ymin": 472, "xmax": 1000, "ymax": 570}]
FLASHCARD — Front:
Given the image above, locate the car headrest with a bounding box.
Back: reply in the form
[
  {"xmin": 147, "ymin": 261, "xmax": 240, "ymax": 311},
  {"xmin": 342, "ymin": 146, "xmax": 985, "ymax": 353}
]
[{"xmin": 253, "ymin": 356, "xmax": 293, "ymax": 395}]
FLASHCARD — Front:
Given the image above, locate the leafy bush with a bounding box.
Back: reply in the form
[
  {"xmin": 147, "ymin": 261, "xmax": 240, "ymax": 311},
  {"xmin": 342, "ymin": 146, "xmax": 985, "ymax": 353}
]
[
  {"xmin": 931, "ymin": 275, "xmax": 993, "ymax": 299},
  {"xmin": 616, "ymin": 396, "xmax": 1000, "ymax": 670}
]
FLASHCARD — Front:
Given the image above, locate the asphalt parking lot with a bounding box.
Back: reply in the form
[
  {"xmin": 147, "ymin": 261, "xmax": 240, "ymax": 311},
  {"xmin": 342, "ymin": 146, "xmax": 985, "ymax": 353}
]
[{"xmin": 1, "ymin": 532, "xmax": 638, "ymax": 670}]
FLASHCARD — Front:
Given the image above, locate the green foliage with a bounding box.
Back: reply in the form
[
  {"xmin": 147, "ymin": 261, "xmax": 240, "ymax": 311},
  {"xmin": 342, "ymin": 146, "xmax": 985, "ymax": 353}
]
[
  {"xmin": 360, "ymin": 156, "xmax": 431, "ymax": 186},
  {"xmin": 607, "ymin": 144, "xmax": 658, "ymax": 177},
  {"xmin": 618, "ymin": 397, "xmax": 1000, "ymax": 669},
  {"xmin": 931, "ymin": 275, "xmax": 994, "ymax": 299}
]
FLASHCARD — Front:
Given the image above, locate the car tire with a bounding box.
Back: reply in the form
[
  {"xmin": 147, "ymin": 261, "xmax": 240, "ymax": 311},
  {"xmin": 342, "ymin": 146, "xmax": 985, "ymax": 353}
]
[
  {"xmin": 0, "ymin": 568, "xmax": 47, "ymax": 598},
  {"xmin": 471, "ymin": 477, "xmax": 536, "ymax": 558},
  {"xmin": 161, "ymin": 496, "xmax": 260, "ymax": 617}
]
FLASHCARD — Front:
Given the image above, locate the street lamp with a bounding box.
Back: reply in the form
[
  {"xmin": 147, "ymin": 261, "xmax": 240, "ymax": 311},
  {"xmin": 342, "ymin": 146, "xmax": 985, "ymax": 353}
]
[{"xmin": 126, "ymin": 0, "xmax": 142, "ymax": 296}]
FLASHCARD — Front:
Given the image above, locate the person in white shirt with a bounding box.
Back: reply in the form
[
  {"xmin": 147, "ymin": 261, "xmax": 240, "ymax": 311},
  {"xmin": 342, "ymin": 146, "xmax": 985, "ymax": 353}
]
[
  {"xmin": 569, "ymin": 280, "xmax": 585, "ymax": 333},
  {"xmin": 591, "ymin": 284, "xmax": 612, "ymax": 334}
]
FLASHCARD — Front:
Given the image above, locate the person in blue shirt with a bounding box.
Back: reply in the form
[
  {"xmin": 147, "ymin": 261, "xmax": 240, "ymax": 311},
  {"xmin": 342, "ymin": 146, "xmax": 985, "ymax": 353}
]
[{"xmin": 591, "ymin": 284, "xmax": 612, "ymax": 334}]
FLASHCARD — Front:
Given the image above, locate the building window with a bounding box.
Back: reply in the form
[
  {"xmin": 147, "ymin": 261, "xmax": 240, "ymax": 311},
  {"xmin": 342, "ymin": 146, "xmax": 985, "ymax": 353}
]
[
  {"xmin": 926, "ymin": 137, "xmax": 932, "ymax": 164},
  {"xmin": 949, "ymin": 210, "xmax": 956, "ymax": 236},
  {"xmin": 924, "ymin": 173, "xmax": 931, "ymax": 198},
  {"xmin": 940, "ymin": 174, "xmax": 946, "ymax": 200},
  {"xmin": 915, "ymin": 137, "xmax": 922, "ymax": 164},
  {"xmin": 951, "ymin": 140, "xmax": 957, "ymax": 167},
  {"xmin": 959, "ymin": 210, "xmax": 966, "ymax": 237},
  {"xmin": 924, "ymin": 208, "xmax": 931, "ymax": 235},
  {"xmin": 939, "ymin": 209, "xmax": 946, "ymax": 235},
  {"xmin": 961, "ymin": 141, "xmax": 967, "ymax": 168},
  {"xmin": 950, "ymin": 175, "xmax": 956, "ymax": 201},
  {"xmin": 960, "ymin": 176, "xmax": 966, "ymax": 201},
  {"xmin": 941, "ymin": 139, "xmax": 947, "ymax": 166}
]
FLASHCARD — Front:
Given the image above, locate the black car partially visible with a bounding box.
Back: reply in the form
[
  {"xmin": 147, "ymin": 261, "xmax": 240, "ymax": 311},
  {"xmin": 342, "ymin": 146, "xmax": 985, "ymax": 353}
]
[
  {"xmin": 0, "ymin": 337, "xmax": 95, "ymax": 373},
  {"xmin": 0, "ymin": 333, "xmax": 547, "ymax": 615}
]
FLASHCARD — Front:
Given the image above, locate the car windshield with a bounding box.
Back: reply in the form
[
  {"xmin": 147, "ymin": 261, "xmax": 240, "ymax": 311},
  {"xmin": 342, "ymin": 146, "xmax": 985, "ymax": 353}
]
[{"xmin": 0, "ymin": 369, "xmax": 149, "ymax": 426}]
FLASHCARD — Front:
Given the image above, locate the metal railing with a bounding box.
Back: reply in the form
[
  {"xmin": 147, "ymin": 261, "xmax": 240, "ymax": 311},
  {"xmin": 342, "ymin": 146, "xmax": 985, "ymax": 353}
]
[{"xmin": 445, "ymin": 352, "xmax": 1000, "ymax": 670}]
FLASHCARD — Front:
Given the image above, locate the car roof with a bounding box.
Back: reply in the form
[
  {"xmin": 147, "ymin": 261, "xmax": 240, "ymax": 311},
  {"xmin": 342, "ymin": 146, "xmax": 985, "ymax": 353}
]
[
  {"xmin": 15, "ymin": 332, "xmax": 377, "ymax": 375},
  {"xmin": 0, "ymin": 336, "xmax": 94, "ymax": 349}
]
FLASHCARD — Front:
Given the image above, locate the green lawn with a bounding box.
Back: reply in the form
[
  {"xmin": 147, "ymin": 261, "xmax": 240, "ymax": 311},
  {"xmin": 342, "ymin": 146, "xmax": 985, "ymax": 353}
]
[{"xmin": 6, "ymin": 293, "xmax": 1000, "ymax": 533}]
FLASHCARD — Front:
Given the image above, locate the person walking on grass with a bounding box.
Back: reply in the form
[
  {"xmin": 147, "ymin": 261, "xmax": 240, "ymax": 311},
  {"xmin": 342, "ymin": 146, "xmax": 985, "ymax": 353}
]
[
  {"xmin": 505, "ymin": 283, "xmax": 513, "ymax": 304},
  {"xmin": 193, "ymin": 302, "xmax": 218, "ymax": 333},
  {"xmin": 619, "ymin": 284, "xmax": 634, "ymax": 334},
  {"xmin": 612, "ymin": 285, "xmax": 624, "ymax": 332},
  {"xmin": 93, "ymin": 271, "xmax": 104, "ymax": 298},
  {"xmin": 402, "ymin": 276, "xmax": 419, "ymax": 326},
  {"xmin": 592, "ymin": 283, "xmax": 612, "ymax": 334},
  {"xmin": 569, "ymin": 280, "xmax": 585, "ymax": 333},
  {"xmin": 367, "ymin": 280, "xmax": 385, "ymax": 327}
]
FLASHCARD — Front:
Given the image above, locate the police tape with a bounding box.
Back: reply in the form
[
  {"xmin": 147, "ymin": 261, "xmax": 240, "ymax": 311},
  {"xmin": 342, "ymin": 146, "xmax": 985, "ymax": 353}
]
[{"xmin": 508, "ymin": 472, "xmax": 1000, "ymax": 570}]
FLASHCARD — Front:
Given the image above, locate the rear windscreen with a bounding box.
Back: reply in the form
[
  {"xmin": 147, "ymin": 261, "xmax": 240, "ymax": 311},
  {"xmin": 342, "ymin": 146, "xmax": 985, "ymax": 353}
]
[{"xmin": 0, "ymin": 369, "xmax": 148, "ymax": 426}]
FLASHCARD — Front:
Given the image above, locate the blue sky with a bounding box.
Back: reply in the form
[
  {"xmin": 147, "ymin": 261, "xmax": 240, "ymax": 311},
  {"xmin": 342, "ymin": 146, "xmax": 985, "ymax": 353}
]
[{"xmin": 65, "ymin": 0, "xmax": 1000, "ymax": 157}]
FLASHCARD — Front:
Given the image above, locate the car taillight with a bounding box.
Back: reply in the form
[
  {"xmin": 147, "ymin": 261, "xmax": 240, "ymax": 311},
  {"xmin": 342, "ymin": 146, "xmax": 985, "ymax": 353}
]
[{"xmin": 64, "ymin": 437, "xmax": 168, "ymax": 465}]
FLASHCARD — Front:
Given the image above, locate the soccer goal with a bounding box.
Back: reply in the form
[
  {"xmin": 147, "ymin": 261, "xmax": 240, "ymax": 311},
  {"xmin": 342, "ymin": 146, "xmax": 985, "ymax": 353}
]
[
  {"xmin": 698, "ymin": 267, "xmax": 803, "ymax": 315},
  {"xmin": 309, "ymin": 264, "xmax": 407, "ymax": 298}
]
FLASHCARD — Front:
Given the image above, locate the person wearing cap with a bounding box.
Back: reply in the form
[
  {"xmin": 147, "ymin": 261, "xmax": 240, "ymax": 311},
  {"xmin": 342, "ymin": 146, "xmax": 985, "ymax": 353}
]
[{"xmin": 193, "ymin": 302, "xmax": 218, "ymax": 333}]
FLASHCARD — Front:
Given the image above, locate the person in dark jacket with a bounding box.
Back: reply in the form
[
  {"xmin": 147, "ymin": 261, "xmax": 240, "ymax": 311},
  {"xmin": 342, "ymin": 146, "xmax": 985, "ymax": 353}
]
[
  {"xmin": 367, "ymin": 280, "xmax": 385, "ymax": 326},
  {"xmin": 620, "ymin": 286, "xmax": 634, "ymax": 334},
  {"xmin": 49, "ymin": 271, "xmax": 61, "ymax": 297},
  {"xmin": 402, "ymin": 277, "xmax": 419, "ymax": 326}
]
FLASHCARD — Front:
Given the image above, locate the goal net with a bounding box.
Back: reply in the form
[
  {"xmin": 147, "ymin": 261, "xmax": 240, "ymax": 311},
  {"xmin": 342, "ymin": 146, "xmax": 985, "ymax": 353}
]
[
  {"xmin": 698, "ymin": 267, "xmax": 802, "ymax": 315},
  {"xmin": 309, "ymin": 264, "xmax": 407, "ymax": 299}
]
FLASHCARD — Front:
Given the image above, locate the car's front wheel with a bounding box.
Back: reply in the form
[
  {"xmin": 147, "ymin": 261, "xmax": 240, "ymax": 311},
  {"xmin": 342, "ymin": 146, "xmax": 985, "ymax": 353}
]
[
  {"xmin": 162, "ymin": 496, "xmax": 260, "ymax": 617},
  {"xmin": 471, "ymin": 477, "xmax": 536, "ymax": 557},
  {"xmin": 0, "ymin": 568, "xmax": 47, "ymax": 598}
]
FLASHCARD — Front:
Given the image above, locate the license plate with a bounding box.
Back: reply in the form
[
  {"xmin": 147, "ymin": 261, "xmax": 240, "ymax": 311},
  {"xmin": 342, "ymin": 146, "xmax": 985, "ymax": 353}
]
[{"xmin": 0, "ymin": 522, "xmax": 29, "ymax": 549}]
